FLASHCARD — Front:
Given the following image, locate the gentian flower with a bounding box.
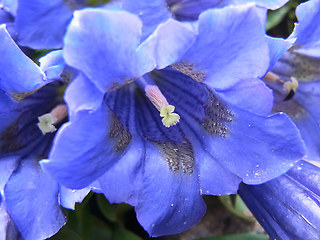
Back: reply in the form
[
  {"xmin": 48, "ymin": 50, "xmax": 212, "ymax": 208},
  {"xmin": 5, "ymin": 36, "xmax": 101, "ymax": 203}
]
[
  {"xmin": 122, "ymin": 0, "xmax": 289, "ymax": 39},
  {"xmin": 239, "ymin": 160, "xmax": 320, "ymax": 239},
  {"xmin": 264, "ymin": 0, "xmax": 320, "ymax": 160},
  {"xmin": 0, "ymin": 25, "xmax": 90, "ymax": 240},
  {"xmin": 41, "ymin": 5, "xmax": 305, "ymax": 236},
  {"xmin": 14, "ymin": 0, "xmax": 112, "ymax": 49}
]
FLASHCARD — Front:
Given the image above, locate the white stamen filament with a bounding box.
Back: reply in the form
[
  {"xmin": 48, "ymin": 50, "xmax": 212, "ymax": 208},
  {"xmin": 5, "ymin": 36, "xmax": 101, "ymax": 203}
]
[
  {"xmin": 145, "ymin": 85, "xmax": 180, "ymax": 128},
  {"xmin": 37, "ymin": 104, "xmax": 68, "ymax": 135}
]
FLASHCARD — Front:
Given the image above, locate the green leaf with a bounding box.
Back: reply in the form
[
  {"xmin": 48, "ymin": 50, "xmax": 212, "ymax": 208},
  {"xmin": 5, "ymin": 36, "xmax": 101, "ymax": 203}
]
[
  {"xmin": 112, "ymin": 225, "xmax": 142, "ymax": 240},
  {"xmin": 199, "ymin": 233, "xmax": 269, "ymax": 240},
  {"xmin": 96, "ymin": 194, "xmax": 118, "ymax": 222},
  {"xmin": 265, "ymin": 5, "xmax": 291, "ymax": 31},
  {"xmin": 219, "ymin": 195, "xmax": 254, "ymax": 222}
]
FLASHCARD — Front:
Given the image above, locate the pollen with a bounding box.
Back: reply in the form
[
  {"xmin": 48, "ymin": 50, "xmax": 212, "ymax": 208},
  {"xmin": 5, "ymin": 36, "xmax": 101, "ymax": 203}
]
[
  {"xmin": 160, "ymin": 105, "xmax": 180, "ymax": 128},
  {"xmin": 37, "ymin": 104, "xmax": 68, "ymax": 135},
  {"xmin": 145, "ymin": 85, "xmax": 180, "ymax": 127},
  {"xmin": 284, "ymin": 77, "xmax": 299, "ymax": 93},
  {"xmin": 37, "ymin": 114, "xmax": 57, "ymax": 135}
]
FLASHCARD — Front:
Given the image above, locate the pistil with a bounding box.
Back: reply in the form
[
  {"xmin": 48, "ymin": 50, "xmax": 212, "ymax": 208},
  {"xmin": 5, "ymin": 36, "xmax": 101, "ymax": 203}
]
[
  {"xmin": 37, "ymin": 104, "xmax": 68, "ymax": 135},
  {"xmin": 145, "ymin": 85, "xmax": 180, "ymax": 128}
]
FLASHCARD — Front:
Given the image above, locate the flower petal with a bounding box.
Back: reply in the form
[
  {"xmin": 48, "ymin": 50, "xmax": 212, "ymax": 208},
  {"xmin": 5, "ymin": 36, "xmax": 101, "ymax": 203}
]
[
  {"xmin": 135, "ymin": 142, "xmax": 206, "ymax": 237},
  {"xmin": 122, "ymin": 0, "xmax": 170, "ymax": 40},
  {"xmin": 15, "ymin": 0, "xmax": 73, "ymax": 49},
  {"xmin": 292, "ymin": 0, "xmax": 320, "ymax": 48},
  {"xmin": 0, "ymin": 25, "xmax": 48, "ymax": 99},
  {"xmin": 4, "ymin": 160, "xmax": 66, "ymax": 240},
  {"xmin": 64, "ymin": 73, "xmax": 104, "ymax": 115},
  {"xmin": 180, "ymin": 4, "xmax": 269, "ymax": 90},
  {"xmin": 239, "ymin": 161, "xmax": 320, "ymax": 240},
  {"xmin": 42, "ymin": 86, "xmax": 135, "ymax": 189},
  {"xmin": 59, "ymin": 186, "xmax": 91, "ymax": 210},
  {"xmin": 64, "ymin": 8, "xmax": 156, "ymax": 92}
]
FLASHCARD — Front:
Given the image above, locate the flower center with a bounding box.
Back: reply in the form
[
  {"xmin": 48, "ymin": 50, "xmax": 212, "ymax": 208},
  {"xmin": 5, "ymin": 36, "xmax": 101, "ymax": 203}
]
[{"xmin": 145, "ymin": 85, "xmax": 180, "ymax": 128}]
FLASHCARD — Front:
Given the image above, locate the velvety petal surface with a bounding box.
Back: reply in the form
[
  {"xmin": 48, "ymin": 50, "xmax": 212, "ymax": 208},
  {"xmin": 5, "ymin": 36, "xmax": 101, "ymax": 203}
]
[
  {"xmin": 266, "ymin": 36, "xmax": 294, "ymax": 73},
  {"xmin": 122, "ymin": 0, "xmax": 171, "ymax": 40},
  {"xmin": 64, "ymin": 8, "xmax": 156, "ymax": 92},
  {"xmin": 135, "ymin": 143, "xmax": 206, "ymax": 237},
  {"xmin": 41, "ymin": 99, "xmax": 132, "ymax": 189},
  {"xmin": 4, "ymin": 160, "xmax": 66, "ymax": 240},
  {"xmin": 64, "ymin": 73, "xmax": 104, "ymax": 115},
  {"xmin": 216, "ymin": 77, "xmax": 273, "ymax": 115},
  {"xmin": 232, "ymin": 0, "xmax": 288, "ymax": 10},
  {"xmin": 292, "ymin": 0, "xmax": 320, "ymax": 48},
  {"xmin": 180, "ymin": 4, "xmax": 269, "ymax": 90},
  {"xmin": 0, "ymin": 25, "xmax": 48, "ymax": 99},
  {"xmin": 15, "ymin": 0, "xmax": 74, "ymax": 49},
  {"xmin": 39, "ymin": 50, "xmax": 67, "ymax": 81},
  {"xmin": 239, "ymin": 161, "xmax": 320, "ymax": 240},
  {"xmin": 0, "ymin": 156, "xmax": 17, "ymax": 191},
  {"xmin": 59, "ymin": 186, "xmax": 91, "ymax": 210}
]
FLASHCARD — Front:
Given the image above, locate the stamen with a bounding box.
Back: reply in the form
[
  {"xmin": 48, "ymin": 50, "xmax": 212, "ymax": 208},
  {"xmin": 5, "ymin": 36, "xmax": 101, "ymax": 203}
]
[
  {"xmin": 37, "ymin": 104, "xmax": 68, "ymax": 135},
  {"xmin": 145, "ymin": 85, "xmax": 180, "ymax": 128},
  {"xmin": 283, "ymin": 77, "xmax": 299, "ymax": 94},
  {"xmin": 263, "ymin": 72, "xmax": 281, "ymax": 83}
]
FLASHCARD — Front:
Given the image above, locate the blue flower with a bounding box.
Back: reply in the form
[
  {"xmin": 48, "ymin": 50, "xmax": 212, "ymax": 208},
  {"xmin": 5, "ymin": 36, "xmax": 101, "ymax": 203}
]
[
  {"xmin": 239, "ymin": 160, "xmax": 320, "ymax": 239},
  {"xmin": 0, "ymin": 26, "xmax": 90, "ymax": 240},
  {"xmin": 14, "ymin": 0, "xmax": 113, "ymax": 49},
  {"xmin": 264, "ymin": 0, "xmax": 320, "ymax": 160},
  {"xmin": 41, "ymin": 5, "xmax": 305, "ymax": 236},
  {"xmin": 122, "ymin": 0, "xmax": 289, "ymax": 40}
]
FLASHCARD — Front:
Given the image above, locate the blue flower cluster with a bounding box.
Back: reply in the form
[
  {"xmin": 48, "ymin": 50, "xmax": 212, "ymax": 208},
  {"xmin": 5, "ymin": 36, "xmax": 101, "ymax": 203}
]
[{"xmin": 0, "ymin": 0, "xmax": 320, "ymax": 239}]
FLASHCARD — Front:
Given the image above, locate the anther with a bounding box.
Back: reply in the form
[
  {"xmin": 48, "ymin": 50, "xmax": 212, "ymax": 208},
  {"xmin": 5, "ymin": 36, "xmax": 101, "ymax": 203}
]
[
  {"xmin": 145, "ymin": 85, "xmax": 180, "ymax": 127},
  {"xmin": 37, "ymin": 104, "xmax": 68, "ymax": 135}
]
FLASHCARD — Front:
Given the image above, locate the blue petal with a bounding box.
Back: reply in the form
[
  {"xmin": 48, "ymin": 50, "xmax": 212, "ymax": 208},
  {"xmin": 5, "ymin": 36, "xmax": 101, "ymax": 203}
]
[
  {"xmin": 122, "ymin": 0, "xmax": 170, "ymax": 40},
  {"xmin": 276, "ymin": 81, "xmax": 320, "ymax": 160},
  {"xmin": 41, "ymin": 95, "xmax": 133, "ymax": 189},
  {"xmin": 180, "ymin": 4, "xmax": 269, "ymax": 90},
  {"xmin": 0, "ymin": 25, "xmax": 48, "ymax": 99},
  {"xmin": 266, "ymin": 36, "xmax": 294, "ymax": 73},
  {"xmin": 0, "ymin": 156, "xmax": 17, "ymax": 191},
  {"xmin": 39, "ymin": 50, "xmax": 68, "ymax": 81},
  {"xmin": 0, "ymin": 8, "xmax": 13, "ymax": 23},
  {"xmin": 2, "ymin": 0, "xmax": 18, "ymax": 16},
  {"xmin": 142, "ymin": 19, "xmax": 196, "ymax": 69},
  {"xmin": 64, "ymin": 8, "xmax": 156, "ymax": 92},
  {"xmin": 135, "ymin": 142, "xmax": 206, "ymax": 237},
  {"xmin": 4, "ymin": 160, "xmax": 66, "ymax": 240},
  {"xmin": 64, "ymin": 73, "xmax": 104, "ymax": 115},
  {"xmin": 216, "ymin": 77, "xmax": 274, "ymax": 115},
  {"xmin": 98, "ymin": 138, "xmax": 144, "ymax": 206},
  {"xmin": 292, "ymin": 0, "xmax": 320, "ymax": 48},
  {"xmin": 239, "ymin": 161, "xmax": 320, "ymax": 240},
  {"xmin": 0, "ymin": 199, "xmax": 20, "ymax": 240},
  {"xmin": 15, "ymin": 0, "xmax": 73, "ymax": 49},
  {"xmin": 191, "ymin": 134, "xmax": 242, "ymax": 195},
  {"xmin": 59, "ymin": 186, "xmax": 91, "ymax": 210},
  {"xmin": 232, "ymin": 0, "xmax": 289, "ymax": 10}
]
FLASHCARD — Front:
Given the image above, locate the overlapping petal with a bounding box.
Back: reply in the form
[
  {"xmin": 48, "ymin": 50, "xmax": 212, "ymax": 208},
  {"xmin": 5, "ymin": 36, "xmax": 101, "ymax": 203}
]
[
  {"xmin": 292, "ymin": 0, "xmax": 320, "ymax": 48},
  {"xmin": 180, "ymin": 4, "xmax": 269, "ymax": 90},
  {"xmin": 15, "ymin": 0, "xmax": 74, "ymax": 49},
  {"xmin": 239, "ymin": 161, "xmax": 320, "ymax": 240},
  {"xmin": 0, "ymin": 25, "xmax": 48, "ymax": 99},
  {"xmin": 64, "ymin": 8, "xmax": 195, "ymax": 93},
  {"xmin": 4, "ymin": 160, "xmax": 66, "ymax": 240}
]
